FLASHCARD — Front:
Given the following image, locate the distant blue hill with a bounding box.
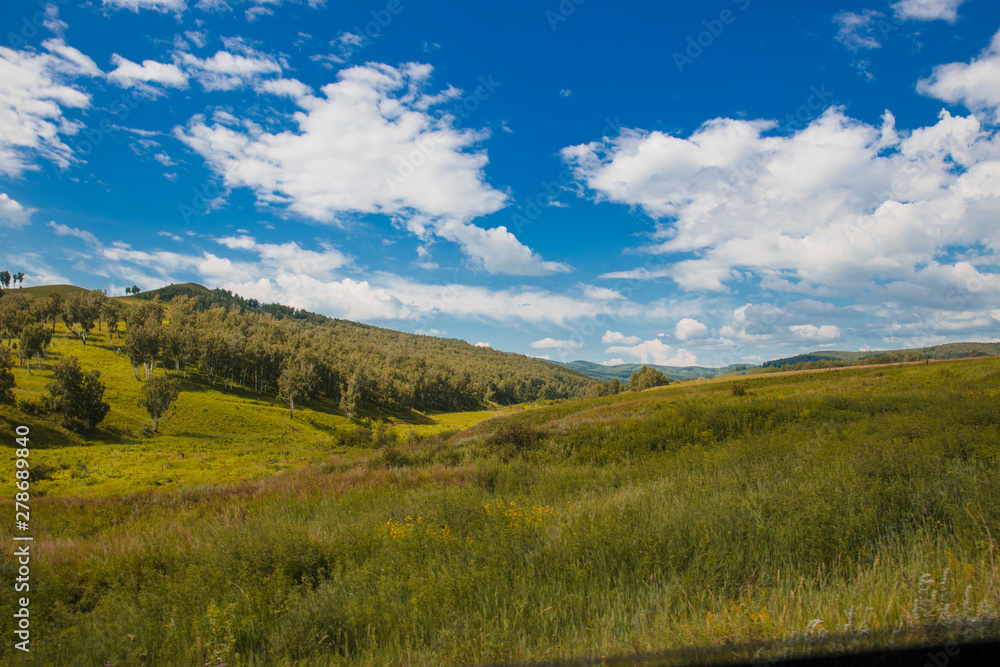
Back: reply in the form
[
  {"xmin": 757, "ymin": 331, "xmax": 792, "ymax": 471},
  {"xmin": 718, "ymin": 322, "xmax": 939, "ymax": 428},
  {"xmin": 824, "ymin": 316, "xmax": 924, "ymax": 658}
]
[{"xmin": 550, "ymin": 360, "xmax": 753, "ymax": 382}]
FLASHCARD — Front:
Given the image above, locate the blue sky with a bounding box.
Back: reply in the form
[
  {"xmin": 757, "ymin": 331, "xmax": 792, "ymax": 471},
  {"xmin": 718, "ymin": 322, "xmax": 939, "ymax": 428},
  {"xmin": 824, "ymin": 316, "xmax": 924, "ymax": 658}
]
[{"xmin": 2, "ymin": 0, "xmax": 1000, "ymax": 367}]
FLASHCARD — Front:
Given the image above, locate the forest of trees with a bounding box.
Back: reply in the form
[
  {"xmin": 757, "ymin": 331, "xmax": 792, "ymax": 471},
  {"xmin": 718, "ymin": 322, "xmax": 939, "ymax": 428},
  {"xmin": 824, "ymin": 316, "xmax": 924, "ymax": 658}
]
[{"xmin": 0, "ymin": 285, "xmax": 597, "ymax": 416}]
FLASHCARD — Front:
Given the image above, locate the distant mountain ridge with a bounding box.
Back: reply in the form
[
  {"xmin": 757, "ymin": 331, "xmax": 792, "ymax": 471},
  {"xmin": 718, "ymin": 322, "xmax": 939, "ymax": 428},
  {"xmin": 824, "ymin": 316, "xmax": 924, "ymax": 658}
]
[
  {"xmin": 550, "ymin": 360, "xmax": 753, "ymax": 382},
  {"xmin": 762, "ymin": 342, "xmax": 1000, "ymax": 369},
  {"xmin": 553, "ymin": 341, "xmax": 1000, "ymax": 382}
]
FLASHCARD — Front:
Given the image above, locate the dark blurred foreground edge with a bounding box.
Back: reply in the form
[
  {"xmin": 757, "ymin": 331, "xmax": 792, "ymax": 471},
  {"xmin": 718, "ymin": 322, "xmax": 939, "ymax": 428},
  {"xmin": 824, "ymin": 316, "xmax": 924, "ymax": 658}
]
[{"xmin": 483, "ymin": 637, "xmax": 1000, "ymax": 667}]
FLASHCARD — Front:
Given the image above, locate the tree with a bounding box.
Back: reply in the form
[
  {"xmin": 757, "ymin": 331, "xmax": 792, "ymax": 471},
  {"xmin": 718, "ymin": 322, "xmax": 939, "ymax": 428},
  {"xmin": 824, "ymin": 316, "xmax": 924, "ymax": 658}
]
[
  {"xmin": 131, "ymin": 285, "xmax": 140, "ymax": 295},
  {"xmin": 19, "ymin": 322, "xmax": 51, "ymax": 374},
  {"xmin": 141, "ymin": 375, "xmax": 179, "ymax": 433},
  {"xmin": 125, "ymin": 287, "xmax": 131, "ymax": 295},
  {"xmin": 278, "ymin": 354, "xmax": 317, "ymax": 419},
  {"xmin": 101, "ymin": 300, "xmax": 122, "ymax": 342},
  {"xmin": 340, "ymin": 371, "xmax": 362, "ymax": 420},
  {"xmin": 0, "ymin": 270, "xmax": 10, "ymax": 289},
  {"xmin": 125, "ymin": 301, "xmax": 164, "ymax": 379},
  {"xmin": 15, "ymin": 272, "xmax": 24, "ymax": 287},
  {"xmin": 64, "ymin": 291, "xmax": 102, "ymax": 344},
  {"xmin": 628, "ymin": 365, "xmax": 669, "ymax": 392},
  {"xmin": 0, "ymin": 347, "xmax": 15, "ymax": 405},
  {"xmin": 46, "ymin": 357, "xmax": 110, "ymax": 430},
  {"xmin": 39, "ymin": 292, "xmax": 63, "ymax": 333},
  {"xmin": 0, "ymin": 292, "xmax": 33, "ymax": 353}
]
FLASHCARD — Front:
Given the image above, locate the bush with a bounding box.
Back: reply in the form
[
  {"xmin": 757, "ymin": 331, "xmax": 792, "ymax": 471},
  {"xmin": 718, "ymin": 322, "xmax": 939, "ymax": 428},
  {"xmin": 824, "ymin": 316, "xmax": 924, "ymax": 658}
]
[
  {"xmin": 485, "ymin": 420, "xmax": 540, "ymax": 459},
  {"xmin": 46, "ymin": 356, "xmax": 110, "ymax": 431}
]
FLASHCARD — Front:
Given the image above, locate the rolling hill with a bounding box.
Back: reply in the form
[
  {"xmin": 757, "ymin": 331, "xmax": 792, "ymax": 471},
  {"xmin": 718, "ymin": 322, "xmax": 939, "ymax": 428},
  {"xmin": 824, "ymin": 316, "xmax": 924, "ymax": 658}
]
[
  {"xmin": 551, "ymin": 359, "xmax": 754, "ymax": 382},
  {"xmin": 762, "ymin": 341, "xmax": 1000, "ymax": 369}
]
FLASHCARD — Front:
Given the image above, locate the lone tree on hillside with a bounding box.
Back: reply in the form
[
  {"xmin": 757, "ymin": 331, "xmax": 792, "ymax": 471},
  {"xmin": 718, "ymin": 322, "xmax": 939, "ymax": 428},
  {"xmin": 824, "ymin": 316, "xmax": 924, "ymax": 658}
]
[
  {"xmin": 628, "ymin": 365, "xmax": 669, "ymax": 392},
  {"xmin": 0, "ymin": 347, "xmax": 15, "ymax": 406},
  {"xmin": 19, "ymin": 322, "xmax": 52, "ymax": 374},
  {"xmin": 46, "ymin": 357, "xmax": 110, "ymax": 431},
  {"xmin": 278, "ymin": 354, "xmax": 318, "ymax": 419},
  {"xmin": 141, "ymin": 375, "xmax": 179, "ymax": 433}
]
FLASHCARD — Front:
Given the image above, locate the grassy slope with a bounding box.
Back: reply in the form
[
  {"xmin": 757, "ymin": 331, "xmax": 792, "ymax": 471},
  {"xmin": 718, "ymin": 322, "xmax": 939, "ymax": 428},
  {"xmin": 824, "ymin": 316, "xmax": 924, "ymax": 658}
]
[
  {"xmin": 764, "ymin": 341, "xmax": 1000, "ymax": 368},
  {"xmin": 2, "ymin": 357, "xmax": 1000, "ymax": 664},
  {"xmin": 0, "ymin": 323, "xmax": 507, "ymax": 497}
]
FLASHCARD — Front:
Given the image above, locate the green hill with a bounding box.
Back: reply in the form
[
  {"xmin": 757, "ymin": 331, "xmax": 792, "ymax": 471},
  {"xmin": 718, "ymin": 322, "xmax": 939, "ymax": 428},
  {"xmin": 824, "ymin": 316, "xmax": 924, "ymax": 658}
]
[
  {"xmin": 762, "ymin": 341, "xmax": 1000, "ymax": 369},
  {"xmin": 552, "ymin": 359, "xmax": 754, "ymax": 381},
  {"xmin": 5, "ymin": 355, "xmax": 1000, "ymax": 664}
]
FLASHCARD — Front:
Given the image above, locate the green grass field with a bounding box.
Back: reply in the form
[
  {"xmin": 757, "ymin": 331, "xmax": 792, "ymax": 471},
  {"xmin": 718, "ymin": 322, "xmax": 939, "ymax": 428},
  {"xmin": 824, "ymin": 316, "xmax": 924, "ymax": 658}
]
[
  {"xmin": 0, "ymin": 324, "xmax": 511, "ymax": 498},
  {"xmin": 2, "ymin": 328, "xmax": 1000, "ymax": 665}
]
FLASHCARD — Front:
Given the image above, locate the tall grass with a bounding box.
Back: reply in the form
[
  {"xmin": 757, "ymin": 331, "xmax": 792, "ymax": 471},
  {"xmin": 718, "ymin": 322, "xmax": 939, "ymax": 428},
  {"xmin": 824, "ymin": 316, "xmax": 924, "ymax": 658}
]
[{"xmin": 2, "ymin": 359, "xmax": 1000, "ymax": 664}]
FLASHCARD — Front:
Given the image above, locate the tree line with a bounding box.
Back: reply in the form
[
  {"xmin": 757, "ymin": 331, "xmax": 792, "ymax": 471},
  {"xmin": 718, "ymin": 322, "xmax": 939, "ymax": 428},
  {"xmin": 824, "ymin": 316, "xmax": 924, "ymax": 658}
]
[{"xmin": 0, "ymin": 285, "xmax": 596, "ymax": 422}]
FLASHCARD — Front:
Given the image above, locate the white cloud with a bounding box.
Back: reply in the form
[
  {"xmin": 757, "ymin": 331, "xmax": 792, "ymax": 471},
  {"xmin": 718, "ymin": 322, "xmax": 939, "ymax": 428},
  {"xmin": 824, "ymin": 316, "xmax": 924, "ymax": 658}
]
[
  {"xmin": 0, "ymin": 40, "xmax": 100, "ymax": 176},
  {"xmin": 598, "ymin": 266, "xmax": 672, "ymax": 281},
  {"xmin": 562, "ymin": 102, "xmax": 1000, "ymax": 311},
  {"xmin": 255, "ymin": 77, "xmax": 313, "ymax": 101},
  {"xmin": 108, "ymin": 54, "xmax": 188, "ymax": 95},
  {"xmin": 474, "ymin": 342, "xmax": 491, "ymax": 348},
  {"xmin": 892, "ymin": 0, "xmax": 964, "ymax": 22},
  {"xmin": 601, "ymin": 330, "xmax": 642, "ymax": 345},
  {"xmin": 48, "ymin": 221, "xmax": 99, "ymax": 246},
  {"xmin": 605, "ymin": 338, "xmax": 697, "ymax": 367},
  {"xmin": 675, "ymin": 317, "xmax": 709, "ymax": 340},
  {"xmin": 213, "ymin": 235, "xmax": 349, "ymax": 279},
  {"xmin": 434, "ymin": 220, "xmax": 570, "ymax": 275},
  {"xmin": 789, "ymin": 324, "xmax": 842, "ymax": 341},
  {"xmin": 834, "ymin": 10, "xmax": 884, "ymax": 51},
  {"xmin": 43, "ymin": 4, "xmax": 68, "ymax": 37},
  {"xmin": 179, "ymin": 47, "xmax": 282, "ymax": 91},
  {"xmin": 918, "ymin": 29, "xmax": 1000, "ymax": 121},
  {"xmin": 177, "ymin": 62, "xmax": 564, "ymax": 276},
  {"xmin": 582, "ymin": 284, "xmax": 626, "ymax": 300},
  {"xmin": 0, "ymin": 194, "xmax": 34, "ymax": 228},
  {"xmin": 102, "ymin": 0, "xmax": 187, "ymax": 13},
  {"xmin": 530, "ymin": 337, "xmax": 585, "ymax": 350}
]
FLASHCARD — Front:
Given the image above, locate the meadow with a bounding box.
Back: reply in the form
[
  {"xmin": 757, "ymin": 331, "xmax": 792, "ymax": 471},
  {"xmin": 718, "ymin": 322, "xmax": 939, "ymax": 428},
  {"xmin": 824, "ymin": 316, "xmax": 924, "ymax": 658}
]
[{"xmin": 2, "ymin": 324, "xmax": 1000, "ymax": 664}]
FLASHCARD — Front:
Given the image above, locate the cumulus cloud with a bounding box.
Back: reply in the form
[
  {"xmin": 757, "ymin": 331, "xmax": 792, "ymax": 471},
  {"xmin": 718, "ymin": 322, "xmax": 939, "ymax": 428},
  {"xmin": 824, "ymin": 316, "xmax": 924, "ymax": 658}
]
[
  {"xmin": 0, "ymin": 194, "xmax": 34, "ymax": 228},
  {"xmin": 214, "ymin": 235, "xmax": 349, "ymax": 278},
  {"xmin": 530, "ymin": 337, "xmax": 585, "ymax": 350},
  {"xmin": 177, "ymin": 61, "xmax": 563, "ymax": 275},
  {"xmin": 0, "ymin": 39, "xmax": 100, "ymax": 176},
  {"xmin": 892, "ymin": 0, "xmax": 964, "ymax": 22},
  {"xmin": 789, "ymin": 324, "xmax": 842, "ymax": 341},
  {"xmin": 107, "ymin": 54, "xmax": 188, "ymax": 95},
  {"xmin": 604, "ymin": 337, "xmax": 697, "ymax": 367},
  {"xmin": 178, "ymin": 46, "xmax": 282, "ymax": 91},
  {"xmin": 674, "ymin": 317, "xmax": 709, "ymax": 340},
  {"xmin": 562, "ymin": 98, "xmax": 1000, "ymax": 312},
  {"xmin": 918, "ymin": 28, "xmax": 1000, "ymax": 121},
  {"xmin": 601, "ymin": 330, "xmax": 642, "ymax": 345}
]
